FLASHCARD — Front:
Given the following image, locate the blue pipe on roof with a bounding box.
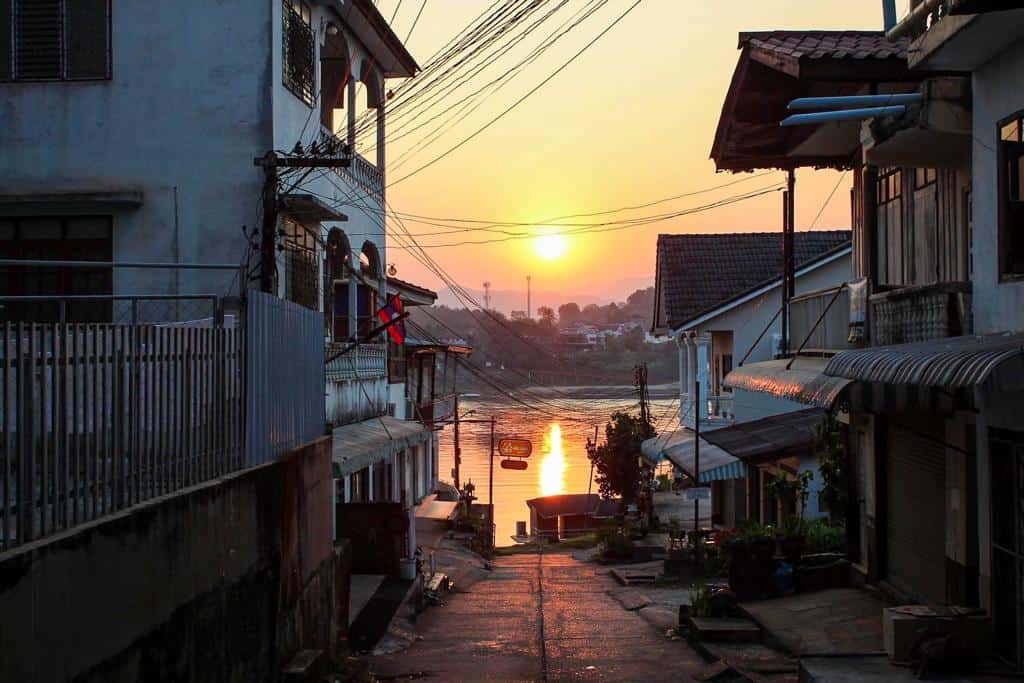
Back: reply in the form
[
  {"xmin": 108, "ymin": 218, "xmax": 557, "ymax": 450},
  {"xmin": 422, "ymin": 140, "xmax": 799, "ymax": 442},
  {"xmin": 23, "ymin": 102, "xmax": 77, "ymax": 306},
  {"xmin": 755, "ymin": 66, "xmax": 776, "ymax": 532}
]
[
  {"xmin": 780, "ymin": 105, "xmax": 907, "ymax": 127},
  {"xmin": 788, "ymin": 93, "xmax": 922, "ymax": 111}
]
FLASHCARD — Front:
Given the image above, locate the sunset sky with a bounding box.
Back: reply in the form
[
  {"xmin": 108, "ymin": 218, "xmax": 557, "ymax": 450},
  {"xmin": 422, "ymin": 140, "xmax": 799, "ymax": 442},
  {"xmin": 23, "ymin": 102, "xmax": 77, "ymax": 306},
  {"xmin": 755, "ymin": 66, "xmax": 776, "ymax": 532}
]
[{"xmin": 375, "ymin": 1, "xmax": 892, "ymax": 306}]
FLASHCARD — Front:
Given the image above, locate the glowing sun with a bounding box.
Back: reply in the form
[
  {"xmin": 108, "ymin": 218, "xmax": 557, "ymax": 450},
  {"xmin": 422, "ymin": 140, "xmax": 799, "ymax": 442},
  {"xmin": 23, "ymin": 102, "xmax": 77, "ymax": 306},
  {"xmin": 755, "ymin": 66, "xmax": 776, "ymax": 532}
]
[{"xmin": 534, "ymin": 234, "xmax": 567, "ymax": 261}]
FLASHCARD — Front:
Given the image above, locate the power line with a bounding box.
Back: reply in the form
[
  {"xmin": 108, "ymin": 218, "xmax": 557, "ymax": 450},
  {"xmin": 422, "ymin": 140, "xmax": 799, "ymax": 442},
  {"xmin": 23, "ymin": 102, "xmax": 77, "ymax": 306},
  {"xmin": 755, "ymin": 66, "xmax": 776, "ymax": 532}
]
[{"xmin": 387, "ymin": 0, "xmax": 646, "ymax": 187}]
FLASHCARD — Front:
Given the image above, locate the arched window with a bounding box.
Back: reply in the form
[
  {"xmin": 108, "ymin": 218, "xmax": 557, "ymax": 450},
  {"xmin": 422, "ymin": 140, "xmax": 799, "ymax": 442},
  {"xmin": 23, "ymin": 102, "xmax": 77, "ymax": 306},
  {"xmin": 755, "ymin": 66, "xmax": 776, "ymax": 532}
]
[
  {"xmin": 320, "ymin": 27, "xmax": 350, "ymax": 132},
  {"xmin": 358, "ymin": 241, "xmax": 381, "ymax": 336},
  {"xmin": 325, "ymin": 228, "xmax": 351, "ymax": 340}
]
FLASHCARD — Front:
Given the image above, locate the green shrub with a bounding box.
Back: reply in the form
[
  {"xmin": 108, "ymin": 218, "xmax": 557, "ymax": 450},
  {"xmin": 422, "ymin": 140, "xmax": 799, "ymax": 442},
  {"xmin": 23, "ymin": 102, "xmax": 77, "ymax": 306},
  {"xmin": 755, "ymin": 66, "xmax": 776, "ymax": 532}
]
[
  {"xmin": 804, "ymin": 519, "xmax": 846, "ymax": 554},
  {"xmin": 599, "ymin": 525, "xmax": 635, "ymax": 560}
]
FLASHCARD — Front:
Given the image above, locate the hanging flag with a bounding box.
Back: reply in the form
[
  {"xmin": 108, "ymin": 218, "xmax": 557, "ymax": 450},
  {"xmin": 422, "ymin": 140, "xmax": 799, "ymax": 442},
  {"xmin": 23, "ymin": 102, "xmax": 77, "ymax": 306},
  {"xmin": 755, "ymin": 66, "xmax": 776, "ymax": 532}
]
[{"xmin": 377, "ymin": 294, "xmax": 406, "ymax": 344}]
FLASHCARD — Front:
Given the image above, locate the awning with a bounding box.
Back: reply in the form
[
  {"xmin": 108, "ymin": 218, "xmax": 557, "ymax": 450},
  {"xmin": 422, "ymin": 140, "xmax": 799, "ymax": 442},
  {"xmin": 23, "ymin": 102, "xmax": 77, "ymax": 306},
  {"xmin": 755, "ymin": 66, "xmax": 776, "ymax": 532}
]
[
  {"xmin": 699, "ymin": 408, "xmax": 825, "ymax": 466},
  {"xmin": 725, "ymin": 357, "xmax": 852, "ymax": 409},
  {"xmin": 641, "ymin": 431, "xmax": 746, "ymax": 483},
  {"xmin": 332, "ymin": 415, "xmax": 431, "ymax": 477},
  {"xmin": 280, "ymin": 193, "xmax": 348, "ymax": 222},
  {"xmin": 824, "ymin": 332, "xmax": 1024, "ymax": 393}
]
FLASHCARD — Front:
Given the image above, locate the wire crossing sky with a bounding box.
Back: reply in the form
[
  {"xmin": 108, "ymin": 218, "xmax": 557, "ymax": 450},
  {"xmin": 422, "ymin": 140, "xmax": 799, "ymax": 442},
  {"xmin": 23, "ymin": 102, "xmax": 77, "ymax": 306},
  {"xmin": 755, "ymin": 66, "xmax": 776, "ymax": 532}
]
[{"xmin": 375, "ymin": 1, "xmax": 886, "ymax": 304}]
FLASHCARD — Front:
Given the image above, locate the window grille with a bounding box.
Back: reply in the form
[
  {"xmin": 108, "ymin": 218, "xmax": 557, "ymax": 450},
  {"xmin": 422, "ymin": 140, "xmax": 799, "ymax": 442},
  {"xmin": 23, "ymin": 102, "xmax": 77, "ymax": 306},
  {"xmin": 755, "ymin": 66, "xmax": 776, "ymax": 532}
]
[
  {"xmin": 1, "ymin": 0, "xmax": 111, "ymax": 82},
  {"xmin": 283, "ymin": 219, "xmax": 319, "ymax": 311},
  {"xmin": 282, "ymin": 0, "xmax": 314, "ymax": 105},
  {"xmin": 1000, "ymin": 113, "xmax": 1024, "ymax": 276},
  {"xmin": 876, "ymin": 167, "xmax": 903, "ymax": 205}
]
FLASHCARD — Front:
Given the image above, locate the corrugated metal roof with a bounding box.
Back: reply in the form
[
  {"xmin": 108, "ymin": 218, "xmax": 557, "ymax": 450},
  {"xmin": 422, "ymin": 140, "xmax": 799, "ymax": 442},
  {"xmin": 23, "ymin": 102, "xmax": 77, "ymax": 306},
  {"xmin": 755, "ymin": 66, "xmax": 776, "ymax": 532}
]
[
  {"xmin": 640, "ymin": 432, "xmax": 746, "ymax": 483},
  {"xmin": 331, "ymin": 416, "xmax": 431, "ymax": 477},
  {"xmin": 725, "ymin": 357, "xmax": 853, "ymax": 409},
  {"xmin": 824, "ymin": 332, "xmax": 1024, "ymax": 391},
  {"xmin": 700, "ymin": 408, "xmax": 825, "ymax": 465}
]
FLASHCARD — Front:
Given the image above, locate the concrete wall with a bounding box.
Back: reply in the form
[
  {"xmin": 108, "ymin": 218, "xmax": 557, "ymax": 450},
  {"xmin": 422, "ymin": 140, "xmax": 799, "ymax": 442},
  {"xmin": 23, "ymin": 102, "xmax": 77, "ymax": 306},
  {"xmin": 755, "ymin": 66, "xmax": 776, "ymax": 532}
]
[
  {"xmin": 0, "ymin": 436, "xmax": 342, "ymax": 681},
  {"xmin": 972, "ymin": 39, "xmax": 1024, "ymax": 334},
  {"xmin": 0, "ymin": 0, "xmax": 273, "ymax": 301}
]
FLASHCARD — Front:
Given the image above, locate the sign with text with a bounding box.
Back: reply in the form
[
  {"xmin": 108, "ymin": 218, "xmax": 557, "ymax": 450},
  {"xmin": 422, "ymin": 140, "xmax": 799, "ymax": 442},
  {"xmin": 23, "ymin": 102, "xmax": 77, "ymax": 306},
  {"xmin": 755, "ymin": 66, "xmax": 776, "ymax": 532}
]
[
  {"xmin": 501, "ymin": 458, "xmax": 528, "ymax": 471},
  {"xmin": 497, "ymin": 438, "xmax": 533, "ymax": 458}
]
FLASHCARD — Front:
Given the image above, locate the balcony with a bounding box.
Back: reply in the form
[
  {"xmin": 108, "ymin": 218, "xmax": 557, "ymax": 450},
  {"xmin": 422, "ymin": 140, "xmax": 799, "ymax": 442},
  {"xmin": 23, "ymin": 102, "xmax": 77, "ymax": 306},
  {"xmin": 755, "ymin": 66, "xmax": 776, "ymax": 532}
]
[
  {"xmin": 326, "ymin": 342, "xmax": 386, "ymax": 381},
  {"xmin": 790, "ymin": 285, "xmax": 851, "ymax": 355},
  {"xmin": 317, "ymin": 129, "xmax": 384, "ymax": 202},
  {"xmin": 893, "ymin": 0, "xmax": 1024, "ymax": 72},
  {"xmin": 870, "ymin": 281, "xmax": 972, "ymax": 346},
  {"xmin": 681, "ymin": 393, "xmax": 735, "ymax": 429}
]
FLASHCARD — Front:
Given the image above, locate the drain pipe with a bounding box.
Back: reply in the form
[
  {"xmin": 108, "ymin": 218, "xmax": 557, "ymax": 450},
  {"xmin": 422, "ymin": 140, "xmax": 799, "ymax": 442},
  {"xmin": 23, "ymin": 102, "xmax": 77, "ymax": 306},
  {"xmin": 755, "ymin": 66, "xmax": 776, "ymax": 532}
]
[{"xmin": 887, "ymin": 0, "xmax": 942, "ymax": 40}]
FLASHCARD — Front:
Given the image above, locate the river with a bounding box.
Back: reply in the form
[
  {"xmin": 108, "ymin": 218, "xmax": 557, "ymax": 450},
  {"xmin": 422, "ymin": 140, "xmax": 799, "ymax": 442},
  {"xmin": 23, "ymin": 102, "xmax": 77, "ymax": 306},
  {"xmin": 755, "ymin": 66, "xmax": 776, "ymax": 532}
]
[{"xmin": 437, "ymin": 392, "xmax": 676, "ymax": 546}]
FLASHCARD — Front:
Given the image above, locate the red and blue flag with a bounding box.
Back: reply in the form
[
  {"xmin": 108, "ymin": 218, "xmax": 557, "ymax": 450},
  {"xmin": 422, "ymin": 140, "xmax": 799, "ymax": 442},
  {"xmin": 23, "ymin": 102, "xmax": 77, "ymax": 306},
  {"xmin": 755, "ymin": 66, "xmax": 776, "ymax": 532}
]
[{"xmin": 377, "ymin": 294, "xmax": 406, "ymax": 344}]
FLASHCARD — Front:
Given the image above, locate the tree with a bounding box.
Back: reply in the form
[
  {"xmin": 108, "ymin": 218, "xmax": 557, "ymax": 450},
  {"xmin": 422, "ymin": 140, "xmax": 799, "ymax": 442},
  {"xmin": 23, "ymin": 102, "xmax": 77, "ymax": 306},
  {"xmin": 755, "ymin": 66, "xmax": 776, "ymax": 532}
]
[
  {"xmin": 581, "ymin": 303, "xmax": 603, "ymax": 323},
  {"xmin": 816, "ymin": 414, "xmax": 847, "ymax": 522},
  {"xmin": 536, "ymin": 306, "xmax": 556, "ymax": 328},
  {"xmin": 588, "ymin": 411, "xmax": 653, "ymax": 505},
  {"xmin": 557, "ymin": 302, "xmax": 581, "ymax": 326}
]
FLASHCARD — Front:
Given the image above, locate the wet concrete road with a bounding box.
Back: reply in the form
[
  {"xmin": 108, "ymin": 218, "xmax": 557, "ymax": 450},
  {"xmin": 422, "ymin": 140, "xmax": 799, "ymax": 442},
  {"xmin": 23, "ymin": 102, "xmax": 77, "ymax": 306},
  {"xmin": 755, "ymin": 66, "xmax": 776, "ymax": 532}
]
[{"xmin": 367, "ymin": 553, "xmax": 706, "ymax": 682}]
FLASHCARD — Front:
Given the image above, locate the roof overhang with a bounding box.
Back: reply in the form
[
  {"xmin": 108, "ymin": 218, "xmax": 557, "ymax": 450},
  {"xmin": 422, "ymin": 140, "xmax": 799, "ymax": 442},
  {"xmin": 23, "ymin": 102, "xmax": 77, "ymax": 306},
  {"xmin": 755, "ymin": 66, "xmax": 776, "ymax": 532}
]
[
  {"xmin": 666, "ymin": 245, "xmax": 851, "ymax": 335},
  {"xmin": 725, "ymin": 356, "xmax": 853, "ymax": 410},
  {"xmin": 280, "ymin": 193, "xmax": 348, "ymax": 223},
  {"xmin": 711, "ymin": 33, "xmax": 916, "ymax": 173},
  {"xmin": 641, "ymin": 432, "xmax": 747, "ymax": 483},
  {"xmin": 331, "ymin": 415, "xmax": 431, "ymax": 477},
  {"xmin": 405, "ymin": 337, "xmax": 472, "ymax": 356},
  {"xmin": 386, "ymin": 276, "xmax": 436, "ymax": 307},
  {"xmin": 317, "ymin": 0, "xmax": 418, "ymax": 78},
  {"xmin": 825, "ymin": 332, "xmax": 1024, "ymax": 394},
  {"xmin": 698, "ymin": 408, "xmax": 825, "ymax": 466},
  {"xmin": 908, "ymin": 9, "xmax": 1024, "ymax": 72},
  {"xmin": 0, "ymin": 190, "xmax": 144, "ymax": 215}
]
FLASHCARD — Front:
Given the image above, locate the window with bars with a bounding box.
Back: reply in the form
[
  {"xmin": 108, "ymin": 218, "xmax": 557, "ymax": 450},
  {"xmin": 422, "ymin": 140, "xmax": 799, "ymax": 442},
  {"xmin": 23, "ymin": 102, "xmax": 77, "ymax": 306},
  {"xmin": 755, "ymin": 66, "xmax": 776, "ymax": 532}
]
[
  {"xmin": 999, "ymin": 112, "xmax": 1024, "ymax": 277},
  {"xmin": 0, "ymin": 216, "xmax": 112, "ymax": 321},
  {"xmin": 282, "ymin": 0, "xmax": 314, "ymax": 106},
  {"xmin": 1, "ymin": 0, "xmax": 110, "ymax": 82},
  {"xmin": 283, "ymin": 218, "xmax": 319, "ymax": 311}
]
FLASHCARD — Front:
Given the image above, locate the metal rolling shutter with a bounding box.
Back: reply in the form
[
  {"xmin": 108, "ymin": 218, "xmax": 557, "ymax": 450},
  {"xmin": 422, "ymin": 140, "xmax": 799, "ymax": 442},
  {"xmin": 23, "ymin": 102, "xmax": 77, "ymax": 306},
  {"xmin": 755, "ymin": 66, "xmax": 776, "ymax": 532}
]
[{"xmin": 886, "ymin": 423, "xmax": 947, "ymax": 604}]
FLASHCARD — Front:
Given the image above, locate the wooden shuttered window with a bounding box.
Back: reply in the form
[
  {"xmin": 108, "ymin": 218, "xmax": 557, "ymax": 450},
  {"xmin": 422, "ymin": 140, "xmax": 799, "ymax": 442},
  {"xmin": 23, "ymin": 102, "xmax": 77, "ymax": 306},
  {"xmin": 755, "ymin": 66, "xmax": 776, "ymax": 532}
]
[{"xmin": 1, "ymin": 0, "xmax": 109, "ymax": 82}]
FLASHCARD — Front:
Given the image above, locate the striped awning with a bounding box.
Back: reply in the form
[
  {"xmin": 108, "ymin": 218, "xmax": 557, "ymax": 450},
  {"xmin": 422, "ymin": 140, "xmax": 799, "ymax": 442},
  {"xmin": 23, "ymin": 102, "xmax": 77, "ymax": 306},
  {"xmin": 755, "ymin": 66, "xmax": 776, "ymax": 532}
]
[
  {"xmin": 725, "ymin": 356, "xmax": 852, "ymax": 409},
  {"xmin": 641, "ymin": 431, "xmax": 747, "ymax": 483},
  {"xmin": 824, "ymin": 332, "xmax": 1024, "ymax": 392}
]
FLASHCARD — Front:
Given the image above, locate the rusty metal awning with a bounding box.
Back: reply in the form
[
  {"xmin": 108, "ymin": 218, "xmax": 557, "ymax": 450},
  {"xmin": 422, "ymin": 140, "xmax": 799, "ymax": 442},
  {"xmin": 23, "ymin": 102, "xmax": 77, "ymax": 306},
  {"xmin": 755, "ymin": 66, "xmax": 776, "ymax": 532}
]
[
  {"xmin": 331, "ymin": 416, "xmax": 431, "ymax": 477},
  {"xmin": 824, "ymin": 332, "xmax": 1024, "ymax": 392},
  {"xmin": 698, "ymin": 408, "xmax": 825, "ymax": 466},
  {"xmin": 725, "ymin": 357, "xmax": 853, "ymax": 409}
]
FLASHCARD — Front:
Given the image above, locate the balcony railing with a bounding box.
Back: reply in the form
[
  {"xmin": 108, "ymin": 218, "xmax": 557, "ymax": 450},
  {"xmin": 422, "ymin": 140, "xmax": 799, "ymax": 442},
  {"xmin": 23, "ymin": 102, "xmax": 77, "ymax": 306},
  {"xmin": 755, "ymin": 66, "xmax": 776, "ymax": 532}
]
[
  {"xmin": 889, "ymin": 0, "xmax": 951, "ymax": 40},
  {"xmin": 316, "ymin": 129, "xmax": 384, "ymax": 202},
  {"xmin": 681, "ymin": 393, "xmax": 735, "ymax": 427},
  {"xmin": 870, "ymin": 281, "xmax": 972, "ymax": 346},
  {"xmin": 790, "ymin": 285, "xmax": 851, "ymax": 354},
  {"xmin": 325, "ymin": 342, "xmax": 386, "ymax": 381}
]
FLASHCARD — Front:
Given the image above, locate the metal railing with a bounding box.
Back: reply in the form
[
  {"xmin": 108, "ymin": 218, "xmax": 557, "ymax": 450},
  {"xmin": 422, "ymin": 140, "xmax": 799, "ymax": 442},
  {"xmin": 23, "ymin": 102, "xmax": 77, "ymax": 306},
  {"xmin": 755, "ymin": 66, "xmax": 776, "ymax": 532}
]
[
  {"xmin": 0, "ymin": 321, "xmax": 244, "ymax": 550},
  {"xmin": 325, "ymin": 342, "xmax": 386, "ymax": 381},
  {"xmin": 789, "ymin": 285, "xmax": 851, "ymax": 354}
]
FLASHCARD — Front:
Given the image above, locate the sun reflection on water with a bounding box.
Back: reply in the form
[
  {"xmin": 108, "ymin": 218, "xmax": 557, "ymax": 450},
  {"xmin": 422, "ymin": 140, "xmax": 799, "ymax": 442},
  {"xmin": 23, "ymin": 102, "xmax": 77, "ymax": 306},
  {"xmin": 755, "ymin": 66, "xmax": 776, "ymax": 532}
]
[{"xmin": 539, "ymin": 423, "xmax": 566, "ymax": 496}]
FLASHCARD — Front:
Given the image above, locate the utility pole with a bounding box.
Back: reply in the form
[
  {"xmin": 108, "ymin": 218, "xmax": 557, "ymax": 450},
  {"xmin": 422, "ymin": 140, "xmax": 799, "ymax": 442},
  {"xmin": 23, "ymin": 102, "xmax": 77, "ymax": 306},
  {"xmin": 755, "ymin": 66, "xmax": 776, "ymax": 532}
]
[
  {"xmin": 254, "ymin": 148, "xmax": 351, "ymax": 295},
  {"xmin": 483, "ymin": 281, "xmax": 491, "ymax": 310},
  {"xmin": 488, "ymin": 415, "xmax": 495, "ymax": 551},
  {"xmin": 526, "ymin": 275, "xmax": 531, "ymax": 319},
  {"xmin": 453, "ymin": 394, "xmax": 461, "ymax": 490},
  {"xmin": 694, "ymin": 378, "xmax": 701, "ymax": 571},
  {"xmin": 587, "ymin": 424, "xmax": 598, "ymax": 496},
  {"xmin": 780, "ymin": 169, "xmax": 796, "ymax": 355}
]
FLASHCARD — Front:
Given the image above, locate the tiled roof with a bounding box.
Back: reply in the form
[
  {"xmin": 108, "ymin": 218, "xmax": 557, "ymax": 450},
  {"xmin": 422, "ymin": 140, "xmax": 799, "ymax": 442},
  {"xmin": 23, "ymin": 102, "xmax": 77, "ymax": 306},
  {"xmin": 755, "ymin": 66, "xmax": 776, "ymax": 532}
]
[
  {"xmin": 656, "ymin": 230, "xmax": 851, "ymax": 330},
  {"xmin": 739, "ymin": 30, "xmax": 909, "ymax": 61}
]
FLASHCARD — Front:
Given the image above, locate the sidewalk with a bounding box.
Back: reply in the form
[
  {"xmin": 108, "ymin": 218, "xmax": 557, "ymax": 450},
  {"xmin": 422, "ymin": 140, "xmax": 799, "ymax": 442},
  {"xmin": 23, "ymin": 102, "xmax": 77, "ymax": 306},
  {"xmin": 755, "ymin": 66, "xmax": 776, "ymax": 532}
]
[{"xmin": 741, "ymin": 587, "xmax": 885, "ymax": 656}]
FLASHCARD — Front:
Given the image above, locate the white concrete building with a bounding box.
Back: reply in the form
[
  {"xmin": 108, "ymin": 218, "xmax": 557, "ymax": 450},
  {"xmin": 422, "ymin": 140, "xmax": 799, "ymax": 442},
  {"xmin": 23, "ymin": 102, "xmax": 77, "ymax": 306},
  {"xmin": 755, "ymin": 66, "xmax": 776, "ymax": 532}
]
[{"xmin": 647, "ymin": 230, "xmax": 852, "ymax": 526}]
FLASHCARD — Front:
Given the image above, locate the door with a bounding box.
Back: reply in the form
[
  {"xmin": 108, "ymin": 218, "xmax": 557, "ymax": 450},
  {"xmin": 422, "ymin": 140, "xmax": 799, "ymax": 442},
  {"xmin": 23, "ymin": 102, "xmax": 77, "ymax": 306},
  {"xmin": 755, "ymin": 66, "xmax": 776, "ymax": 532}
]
[
  {"xmin": 854, "ymin": 426, "xmax": 870, "ymax": 567},
  {"xmin": 886, "ymin": 422, "xmax": 946, "ymax": 604},
  {"xmin": 990, "ymin": 429, "xmax": 1024, "ymax": 669}
]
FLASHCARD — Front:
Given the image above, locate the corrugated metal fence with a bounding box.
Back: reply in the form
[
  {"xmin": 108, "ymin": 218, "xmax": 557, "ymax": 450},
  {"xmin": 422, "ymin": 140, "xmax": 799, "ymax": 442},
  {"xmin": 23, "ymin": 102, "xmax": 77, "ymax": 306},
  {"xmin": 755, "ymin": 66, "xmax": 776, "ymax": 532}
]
[
  {"xmin": 245, "ymin": 291, "xmax": 325, "ymax": 467},
  {"xmin": 0, "ymin": 321, "xmax": 244, "ymax": 549}
]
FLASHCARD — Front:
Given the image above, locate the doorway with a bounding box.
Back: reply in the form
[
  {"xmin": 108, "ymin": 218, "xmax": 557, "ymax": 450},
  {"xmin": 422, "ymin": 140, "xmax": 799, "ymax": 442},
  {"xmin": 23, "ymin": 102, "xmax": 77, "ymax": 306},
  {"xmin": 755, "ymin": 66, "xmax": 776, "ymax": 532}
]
[{"xmin": 990, "ymin": 429, "xmax": 1024, "ymax": 669}]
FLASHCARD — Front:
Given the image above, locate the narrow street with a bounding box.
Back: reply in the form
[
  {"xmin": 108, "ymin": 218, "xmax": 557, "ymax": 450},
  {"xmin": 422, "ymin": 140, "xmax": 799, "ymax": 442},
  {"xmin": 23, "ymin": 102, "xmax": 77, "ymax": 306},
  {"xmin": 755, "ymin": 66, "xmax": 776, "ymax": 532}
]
[{"xmin": 368, "ymin": 553, "xmax": 706, "ymax": 682}]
